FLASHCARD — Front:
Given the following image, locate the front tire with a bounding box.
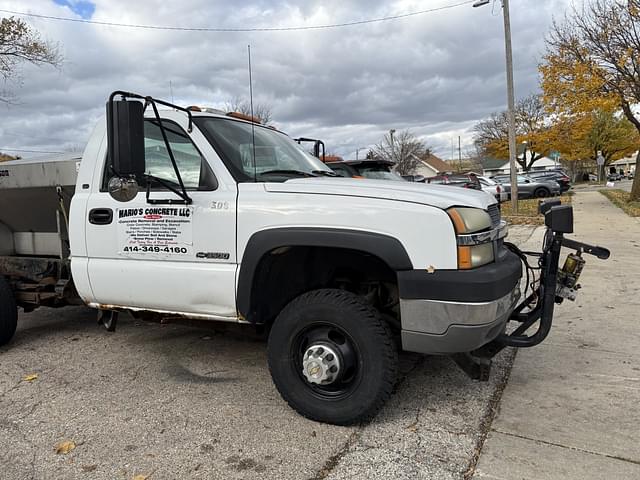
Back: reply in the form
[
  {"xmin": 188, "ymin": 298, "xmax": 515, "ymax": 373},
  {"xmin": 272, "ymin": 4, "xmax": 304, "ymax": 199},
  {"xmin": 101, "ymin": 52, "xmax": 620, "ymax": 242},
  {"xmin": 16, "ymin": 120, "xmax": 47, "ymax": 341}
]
[
  {"xmin": 267, "ymin": 289, "xmax": 398, "ymax": 425},
  {"xmin": 0, "ymin": 276, "xmax": 18, "ymax": 346}
]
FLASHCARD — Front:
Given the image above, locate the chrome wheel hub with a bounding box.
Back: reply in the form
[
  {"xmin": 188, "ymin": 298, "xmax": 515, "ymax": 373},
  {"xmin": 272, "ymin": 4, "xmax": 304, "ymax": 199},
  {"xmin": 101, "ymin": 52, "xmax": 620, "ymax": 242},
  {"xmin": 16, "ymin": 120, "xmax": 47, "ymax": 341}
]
[{"xmin": 302, "ymin": 344, "xmax": 341, "ymax": 385}]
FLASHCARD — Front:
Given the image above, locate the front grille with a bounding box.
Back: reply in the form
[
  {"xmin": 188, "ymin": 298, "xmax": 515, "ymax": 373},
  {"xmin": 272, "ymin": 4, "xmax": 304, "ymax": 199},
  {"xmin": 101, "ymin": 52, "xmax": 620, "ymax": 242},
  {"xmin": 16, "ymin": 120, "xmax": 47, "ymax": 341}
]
[{"xmin": 487, "ymin": 204, "xmax": 501, "ymax": 228}]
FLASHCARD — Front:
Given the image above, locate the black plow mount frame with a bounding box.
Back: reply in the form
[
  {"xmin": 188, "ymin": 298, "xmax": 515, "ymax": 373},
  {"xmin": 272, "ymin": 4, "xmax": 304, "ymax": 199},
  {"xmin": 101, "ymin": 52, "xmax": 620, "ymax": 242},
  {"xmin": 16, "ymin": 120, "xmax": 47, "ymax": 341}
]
[{"xmin": 453, "ymin": 199, "xmax": 610, "ymax": 381}]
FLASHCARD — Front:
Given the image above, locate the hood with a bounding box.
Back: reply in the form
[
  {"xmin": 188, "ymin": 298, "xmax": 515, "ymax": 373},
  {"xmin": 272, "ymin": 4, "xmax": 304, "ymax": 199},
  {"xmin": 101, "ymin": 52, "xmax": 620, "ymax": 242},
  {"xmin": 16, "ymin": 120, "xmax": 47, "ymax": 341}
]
[{"xmin": 264, "ymin": 178, "xmax": 496, "ymax": 210}]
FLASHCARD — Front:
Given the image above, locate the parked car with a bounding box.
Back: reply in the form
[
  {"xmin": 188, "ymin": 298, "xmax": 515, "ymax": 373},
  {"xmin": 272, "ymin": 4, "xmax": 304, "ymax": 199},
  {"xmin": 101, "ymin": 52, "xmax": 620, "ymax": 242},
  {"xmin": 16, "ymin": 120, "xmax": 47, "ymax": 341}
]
[
  {"xmin": 491, "ymin": 174, "xmax": 561, "ymax": 198},
  {"xmin": 326, "ymin": 159, "xmax": 406, "ymax": 181},
  {"xmin": 607, "ymin": 172, "xmax": 624, "ymax": 181},
  {"xmin": 526, "ymin": 170, "xmax": 572, "ymax": 193},
  {"xmin": 425, "ymin": 173, "xmax": 482, "ymax": 190},
  {"xmin": 478, "ymin": 175, "xmax": 508, "ymax": 203}
]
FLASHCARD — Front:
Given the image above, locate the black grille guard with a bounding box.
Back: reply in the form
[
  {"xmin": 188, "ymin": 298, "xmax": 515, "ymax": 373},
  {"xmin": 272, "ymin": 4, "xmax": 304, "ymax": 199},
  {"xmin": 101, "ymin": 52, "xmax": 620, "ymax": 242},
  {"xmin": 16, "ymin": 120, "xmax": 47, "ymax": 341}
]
[{"xmin": 453, "ymin": 199, "xmax": 610, "ymax": 380}]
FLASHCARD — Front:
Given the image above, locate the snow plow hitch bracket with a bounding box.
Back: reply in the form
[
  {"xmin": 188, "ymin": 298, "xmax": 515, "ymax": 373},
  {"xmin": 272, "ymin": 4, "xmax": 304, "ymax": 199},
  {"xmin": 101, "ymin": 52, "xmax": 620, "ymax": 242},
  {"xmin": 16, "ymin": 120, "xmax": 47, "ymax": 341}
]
[{"xmin": 453, "ymin": 199, "xmax": 610, "ymax": 381}]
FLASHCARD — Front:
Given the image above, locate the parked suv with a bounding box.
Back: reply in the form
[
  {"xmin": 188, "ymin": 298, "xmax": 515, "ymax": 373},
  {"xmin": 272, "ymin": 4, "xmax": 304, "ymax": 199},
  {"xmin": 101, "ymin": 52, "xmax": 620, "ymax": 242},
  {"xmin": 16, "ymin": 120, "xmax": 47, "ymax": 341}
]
[{"xmin": 526, "ymin": 170, "xmax": 571, "ymax": 193}]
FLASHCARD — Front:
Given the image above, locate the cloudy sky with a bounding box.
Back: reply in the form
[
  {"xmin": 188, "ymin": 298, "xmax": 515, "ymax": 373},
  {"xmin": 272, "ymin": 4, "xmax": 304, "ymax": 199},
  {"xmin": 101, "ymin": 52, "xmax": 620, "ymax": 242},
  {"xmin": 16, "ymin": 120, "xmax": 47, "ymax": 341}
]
[{"xmin": 0, "ymin": 0, "xmax": 571, "ymax": 160}]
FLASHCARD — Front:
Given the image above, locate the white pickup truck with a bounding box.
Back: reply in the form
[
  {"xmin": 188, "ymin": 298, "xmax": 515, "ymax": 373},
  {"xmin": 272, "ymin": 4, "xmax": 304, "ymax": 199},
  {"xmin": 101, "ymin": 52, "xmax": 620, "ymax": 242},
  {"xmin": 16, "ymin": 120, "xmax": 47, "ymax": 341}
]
[{"xmin": 0, "ymin": 92, "xmax": 609, "ymax": 424}]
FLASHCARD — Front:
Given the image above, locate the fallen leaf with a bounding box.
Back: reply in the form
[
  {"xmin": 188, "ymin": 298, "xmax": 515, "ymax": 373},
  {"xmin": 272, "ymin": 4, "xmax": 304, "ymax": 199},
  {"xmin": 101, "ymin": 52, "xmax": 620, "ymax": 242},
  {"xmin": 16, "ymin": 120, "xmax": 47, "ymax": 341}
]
[
  {"xmin": 132, "ymin": 475, "xmax": 150, "ymax": 480},
  {"xmin": 54, "ymin": 440, "xmax": 76, "ymax": 455},
  {"xmin": 23, "ymin": 373, "xmax": 38, "ymax": 382},
  {"xmin": 81, "ymin": 465, "xmax": 97, "ymax": 472}
]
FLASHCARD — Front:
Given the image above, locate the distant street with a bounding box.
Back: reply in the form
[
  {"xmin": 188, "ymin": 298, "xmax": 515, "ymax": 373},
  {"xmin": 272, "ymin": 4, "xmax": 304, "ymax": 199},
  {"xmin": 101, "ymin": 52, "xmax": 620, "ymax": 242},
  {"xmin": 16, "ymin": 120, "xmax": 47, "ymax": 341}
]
[{"xmin": 573, "ymin": 179, "xmax": 633, "ymax": 193}]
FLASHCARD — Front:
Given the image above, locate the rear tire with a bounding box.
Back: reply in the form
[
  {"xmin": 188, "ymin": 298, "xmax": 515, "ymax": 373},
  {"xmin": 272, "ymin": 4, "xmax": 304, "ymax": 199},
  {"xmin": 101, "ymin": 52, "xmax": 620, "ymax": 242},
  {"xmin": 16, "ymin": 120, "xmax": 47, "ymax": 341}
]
[
  {"xmin": 267, "ymin": 289, "xmax": 398, "ymax": 425},
  {"xmin": 0, "ymin": 276, "xmax": 18, "ymax": 347},
  {"xmin": 534, "ymin": 187, "xmax": 550, "ymax": 198}
]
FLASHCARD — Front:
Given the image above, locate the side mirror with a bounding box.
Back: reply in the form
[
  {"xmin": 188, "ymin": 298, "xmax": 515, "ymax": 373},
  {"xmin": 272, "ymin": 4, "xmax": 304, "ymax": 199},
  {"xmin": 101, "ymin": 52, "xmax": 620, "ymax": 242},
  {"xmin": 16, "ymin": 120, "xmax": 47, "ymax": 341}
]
[
  {"xmin": 524, "ymin": 179, "xmax": 531, "ymax": 183},
  {"xmin": 106, "ymin": 99, "xmax": 145, "ymax": 177},
  {"xmin": 107, "ymin": 176, "xmax": 139, "ymax": 203}
]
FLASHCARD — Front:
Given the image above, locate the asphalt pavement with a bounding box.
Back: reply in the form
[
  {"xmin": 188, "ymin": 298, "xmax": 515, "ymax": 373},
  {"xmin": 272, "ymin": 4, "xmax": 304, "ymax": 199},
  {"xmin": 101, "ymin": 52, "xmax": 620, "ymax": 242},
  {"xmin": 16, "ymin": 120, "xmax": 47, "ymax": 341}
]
[{"xmin": 0, "ymin": 229, "xmax": 538, "ymax": 480}]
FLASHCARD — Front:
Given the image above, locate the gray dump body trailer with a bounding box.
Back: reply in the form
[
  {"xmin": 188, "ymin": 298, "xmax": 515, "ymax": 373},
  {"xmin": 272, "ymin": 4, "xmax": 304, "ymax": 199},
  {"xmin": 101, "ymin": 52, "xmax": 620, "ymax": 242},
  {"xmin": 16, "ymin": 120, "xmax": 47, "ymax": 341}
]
[{"xmin": 0, "ymin": 155, "xmax": 82, "ymax": 310}]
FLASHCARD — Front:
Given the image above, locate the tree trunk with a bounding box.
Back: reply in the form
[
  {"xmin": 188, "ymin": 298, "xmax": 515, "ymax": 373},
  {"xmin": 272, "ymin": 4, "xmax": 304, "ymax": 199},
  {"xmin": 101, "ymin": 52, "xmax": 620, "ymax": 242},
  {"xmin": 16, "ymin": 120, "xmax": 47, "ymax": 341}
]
[{"xmin": 631, "ymin": 150, "xmax": 640, "ymax": 202}]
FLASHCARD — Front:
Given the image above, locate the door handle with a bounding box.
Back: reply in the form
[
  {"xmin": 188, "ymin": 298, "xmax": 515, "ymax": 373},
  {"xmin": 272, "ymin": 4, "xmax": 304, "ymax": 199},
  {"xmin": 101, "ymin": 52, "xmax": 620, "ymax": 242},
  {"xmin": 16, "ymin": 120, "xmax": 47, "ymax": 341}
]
[{"xmin": 89, "ymin": 208, "xmax": 113, "ymax": 225}]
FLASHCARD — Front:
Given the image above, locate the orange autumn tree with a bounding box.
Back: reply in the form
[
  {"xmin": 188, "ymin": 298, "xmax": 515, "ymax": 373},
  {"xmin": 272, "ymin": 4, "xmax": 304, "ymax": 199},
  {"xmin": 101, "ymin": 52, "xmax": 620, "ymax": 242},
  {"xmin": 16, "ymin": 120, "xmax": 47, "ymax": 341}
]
[
  {"xmin": 541, "ymin": 0, "xmax": 640, "ymax": 199},
  {"xmin": 545, "ymin": 110, "xmax": 639, "ymax": 176}
]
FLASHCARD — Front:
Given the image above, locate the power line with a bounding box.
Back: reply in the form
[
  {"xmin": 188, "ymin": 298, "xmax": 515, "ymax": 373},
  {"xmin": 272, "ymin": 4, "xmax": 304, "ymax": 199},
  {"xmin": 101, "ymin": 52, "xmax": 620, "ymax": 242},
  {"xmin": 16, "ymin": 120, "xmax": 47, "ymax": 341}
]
[{"xmin": 0, "ymin": 2, "xmax": 475, "ymax": 33}]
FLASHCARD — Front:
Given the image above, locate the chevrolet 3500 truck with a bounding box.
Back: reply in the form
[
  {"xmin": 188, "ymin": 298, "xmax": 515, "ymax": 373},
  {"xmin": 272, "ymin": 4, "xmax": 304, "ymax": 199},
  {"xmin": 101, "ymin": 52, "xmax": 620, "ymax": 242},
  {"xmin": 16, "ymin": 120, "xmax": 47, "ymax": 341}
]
[{"xmin": 0, "ymin": 92, "xmax": 609, "ymax": 424}]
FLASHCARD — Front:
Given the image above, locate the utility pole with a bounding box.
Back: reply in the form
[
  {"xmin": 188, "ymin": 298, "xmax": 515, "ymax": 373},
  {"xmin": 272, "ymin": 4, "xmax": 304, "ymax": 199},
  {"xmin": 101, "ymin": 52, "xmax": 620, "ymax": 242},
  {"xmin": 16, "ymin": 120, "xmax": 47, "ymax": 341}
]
[
  {"xmin": 503, "ymin": 0, "xmax": 518, "ymax": 213},
  {"xmin": 458, "ymin": 136, "xmax": 462, "ymax": 172},
  {"xmin": 474, "ymin": 0, "xmax": 519, "ymax": 212},
  {"xmin": 389, "ymin": 129, "xmax": 396, "ymax": 164}
]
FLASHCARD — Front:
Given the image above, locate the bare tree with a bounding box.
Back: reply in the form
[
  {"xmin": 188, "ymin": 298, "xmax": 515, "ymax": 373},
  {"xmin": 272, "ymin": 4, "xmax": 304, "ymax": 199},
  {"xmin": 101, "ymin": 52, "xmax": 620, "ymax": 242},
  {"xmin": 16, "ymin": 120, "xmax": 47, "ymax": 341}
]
[
  {"xmin": 225, "ymin": 95, "xmax": 273, "ymax": 125},
  {"xmin": 372, "ymin": 130, "xmax": 430, "ymax": 176},
  {"xmin": 473, "ymin": 94, "xmax": 550, "ymax": 171},
  {"xmin": 544, "ymin": 0, "xmax": 640, "ymax": 199},
  {"xmin": 1, "ymin": 17, "xmax": 62, "ymax": 103},
  {"xmin": 473, "ymin": 110, "xmax": 509, "ymax": 156}
]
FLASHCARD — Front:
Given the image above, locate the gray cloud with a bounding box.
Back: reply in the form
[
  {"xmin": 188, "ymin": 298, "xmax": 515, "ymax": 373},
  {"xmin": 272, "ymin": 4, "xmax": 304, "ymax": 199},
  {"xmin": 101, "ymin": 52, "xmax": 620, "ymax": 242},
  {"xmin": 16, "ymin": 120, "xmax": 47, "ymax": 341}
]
[{"xmin": 0, "ymin": 0, "xmax": 570, "ymax": 160}]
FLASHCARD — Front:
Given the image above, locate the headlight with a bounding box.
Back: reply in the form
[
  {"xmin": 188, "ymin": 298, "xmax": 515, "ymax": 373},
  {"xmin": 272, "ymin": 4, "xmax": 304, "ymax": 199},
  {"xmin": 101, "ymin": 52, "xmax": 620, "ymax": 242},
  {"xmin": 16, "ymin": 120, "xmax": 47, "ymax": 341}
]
[
  {"xmin": 447, "ymin": 207, "xmax": 492, "ymax": 234},
  {"xmin": 447, "ymin": 207, "xmax": 494, "ymax": 269},
  {"xmin": 457, "ymin": 243, "xmax": 494, "ymax": 269}
]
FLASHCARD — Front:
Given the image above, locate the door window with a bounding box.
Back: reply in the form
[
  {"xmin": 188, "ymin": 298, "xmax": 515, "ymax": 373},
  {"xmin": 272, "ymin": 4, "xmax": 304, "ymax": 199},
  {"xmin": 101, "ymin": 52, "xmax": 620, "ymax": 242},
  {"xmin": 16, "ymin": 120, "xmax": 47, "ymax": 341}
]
[
  {"xmin": 143, "ymin": 119, "xmax": 215, "ymax": 190},
  {"xmin": 102, "ymin": 119, "xmax": 216, "ymax": 191}
]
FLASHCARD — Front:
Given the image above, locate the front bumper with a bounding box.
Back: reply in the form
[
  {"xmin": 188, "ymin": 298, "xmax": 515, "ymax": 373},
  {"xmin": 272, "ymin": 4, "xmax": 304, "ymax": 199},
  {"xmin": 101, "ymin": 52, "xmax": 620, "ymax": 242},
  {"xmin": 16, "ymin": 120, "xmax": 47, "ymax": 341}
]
[{"xmin": 398, "ymin": 249, "xmax": 522, "ymax": 354}]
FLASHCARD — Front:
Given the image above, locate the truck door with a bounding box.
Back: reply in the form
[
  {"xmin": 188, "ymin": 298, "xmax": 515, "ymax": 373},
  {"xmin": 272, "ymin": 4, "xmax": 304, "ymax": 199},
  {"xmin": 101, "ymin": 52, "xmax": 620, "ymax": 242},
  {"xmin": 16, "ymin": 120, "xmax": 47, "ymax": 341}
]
[{"xmin": 85, "ymin": 116, "xmax": 237, "ymax": 318}]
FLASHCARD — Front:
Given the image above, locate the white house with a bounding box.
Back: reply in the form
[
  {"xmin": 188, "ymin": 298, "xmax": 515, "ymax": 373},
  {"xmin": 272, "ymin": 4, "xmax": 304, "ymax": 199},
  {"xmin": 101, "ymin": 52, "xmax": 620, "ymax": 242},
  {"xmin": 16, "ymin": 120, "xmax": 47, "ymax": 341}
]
[
  {"xmin": 411, "ymin": 153, "xmax": 452, "ymax": 178},
  {"xmin": 482, "ymin": 154, "xmax": 560, "ymax": 176},
  {"xmin": 609, "ymin": 151, "xmax": 637, "ymax": 174}
]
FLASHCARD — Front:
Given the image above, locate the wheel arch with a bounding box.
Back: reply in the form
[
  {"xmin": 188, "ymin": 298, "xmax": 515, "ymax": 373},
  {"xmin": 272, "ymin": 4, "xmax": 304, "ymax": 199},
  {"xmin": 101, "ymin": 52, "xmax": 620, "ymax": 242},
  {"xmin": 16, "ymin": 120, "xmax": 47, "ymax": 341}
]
[{"xmin": 237, "ymin": 227, "xmax": 413, "ymax": 323}]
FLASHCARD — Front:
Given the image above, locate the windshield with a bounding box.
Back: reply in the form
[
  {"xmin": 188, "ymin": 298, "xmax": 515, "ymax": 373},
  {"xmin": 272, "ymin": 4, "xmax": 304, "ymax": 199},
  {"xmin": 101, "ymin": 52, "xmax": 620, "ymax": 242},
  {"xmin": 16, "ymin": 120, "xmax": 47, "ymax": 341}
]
[
  {"xmin": 194, "ymin": 117, "xmax": 332, "ymax": 182},
  {"xmin": 355, "ymin": 165, "xmax": 405, "ymax": 181}
]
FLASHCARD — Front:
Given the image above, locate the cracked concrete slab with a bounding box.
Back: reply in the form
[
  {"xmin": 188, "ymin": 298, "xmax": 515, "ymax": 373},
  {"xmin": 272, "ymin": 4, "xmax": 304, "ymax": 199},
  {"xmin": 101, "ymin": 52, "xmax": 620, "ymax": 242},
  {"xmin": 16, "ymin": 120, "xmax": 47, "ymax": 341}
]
[
  {"xmin": 474, "ymin": 431, "xmax": 640, "ymax": 480},
  {"xmin": 474, "ymin": 192, "xmax": 640, "ymax": 479}
]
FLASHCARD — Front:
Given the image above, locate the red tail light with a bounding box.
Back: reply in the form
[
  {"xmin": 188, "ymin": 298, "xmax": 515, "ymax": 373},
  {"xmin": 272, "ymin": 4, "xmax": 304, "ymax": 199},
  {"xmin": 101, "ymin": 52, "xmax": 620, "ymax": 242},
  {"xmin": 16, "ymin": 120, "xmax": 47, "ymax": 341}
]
[{"xmin": 496, "ymin": 185, "xmax": 501, "ymax": 193}]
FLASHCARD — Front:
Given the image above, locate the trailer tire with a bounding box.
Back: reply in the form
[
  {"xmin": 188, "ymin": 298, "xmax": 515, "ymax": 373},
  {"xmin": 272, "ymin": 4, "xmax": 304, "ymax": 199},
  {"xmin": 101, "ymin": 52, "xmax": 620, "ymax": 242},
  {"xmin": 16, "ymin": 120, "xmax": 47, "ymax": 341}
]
[
  {"xmin": 0, "ymin": 276, "xmax": 18, "ymax": 347},
  {"xmin": 267, "ymin": 289, "xmax": 398, "ymax": 425}
]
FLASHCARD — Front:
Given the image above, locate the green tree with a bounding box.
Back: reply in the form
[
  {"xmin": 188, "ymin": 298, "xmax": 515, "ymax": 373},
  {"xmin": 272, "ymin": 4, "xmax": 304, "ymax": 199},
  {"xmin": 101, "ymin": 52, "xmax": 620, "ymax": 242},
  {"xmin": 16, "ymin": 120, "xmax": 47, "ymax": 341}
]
[{"xmin": 1, "ymin": 16, "xmax": 62, "ymax": 103}]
